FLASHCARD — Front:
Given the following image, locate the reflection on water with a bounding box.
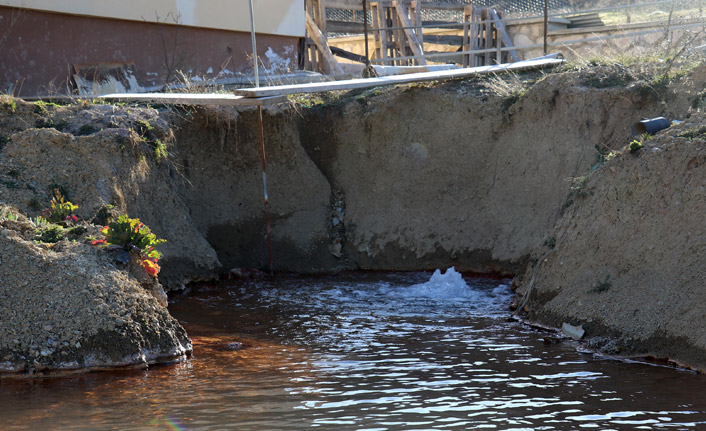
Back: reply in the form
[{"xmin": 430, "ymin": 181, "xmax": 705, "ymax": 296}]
[{"xmin": 3, "ymin": 269, "xmax": 706, "ymax": 430}]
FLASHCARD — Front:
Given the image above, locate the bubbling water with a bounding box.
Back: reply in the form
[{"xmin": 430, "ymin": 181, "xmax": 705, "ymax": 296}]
[{"xmin": 3, "ymin": 271, "xmax": 706, "ymax": 431}]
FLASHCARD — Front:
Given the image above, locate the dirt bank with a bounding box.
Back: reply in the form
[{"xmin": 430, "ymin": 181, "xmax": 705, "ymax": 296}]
[
  {"xmin": 177, "ymin": 64, "xmax": 698, "ymax": 276},
  {"xmin": 514, "ymin": 109, "xmax": 706, "ymax": 372},
  {"xmin": 2, "ymin": 61, "xmax": 705, "ymax": 374},
  {"xmin": 0, "ymin": 100, "xmax": 201, "ymax": 373}
]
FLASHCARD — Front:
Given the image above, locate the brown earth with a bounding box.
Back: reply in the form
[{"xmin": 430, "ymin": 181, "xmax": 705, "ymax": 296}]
[
  {"xmin": 2, "ymin": 62, "xmax": 706, "ymax": 373},
  {"xmin": 514, "ymin": 110, "xmax": 706, "ymax": 372}
]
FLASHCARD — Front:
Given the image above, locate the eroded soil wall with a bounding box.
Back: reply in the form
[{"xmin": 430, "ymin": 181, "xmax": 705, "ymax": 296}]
[{"xmin": 173, "ymin": 69, "xmax": 694, "ymax": 276}]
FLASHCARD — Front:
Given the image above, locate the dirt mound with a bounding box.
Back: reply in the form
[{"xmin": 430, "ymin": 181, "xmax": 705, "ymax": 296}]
[
  {"xmin": 514, "ymin": 110, "xmax": 706, "ymax": 371},
  {"xmin": 0, "ymin": 99, "xmax": 208, "ymax": 373},
  {"xmin": 0, "ymin": 99, "xmax": 221, "ymax": 287},
  {"xmin": 0, "ymin": 217, "xmax": 190, "ymax": 373}
]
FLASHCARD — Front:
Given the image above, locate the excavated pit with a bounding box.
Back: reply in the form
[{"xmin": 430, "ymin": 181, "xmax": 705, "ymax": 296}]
[{"xmin": 3, "ymin": 62, "xmax": 706, "ymax": 373}]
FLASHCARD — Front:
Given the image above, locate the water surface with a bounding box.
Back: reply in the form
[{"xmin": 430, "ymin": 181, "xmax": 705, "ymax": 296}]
[{"xmin": 3, "ymin": 270, "xmax": 706, "ymax": 430}]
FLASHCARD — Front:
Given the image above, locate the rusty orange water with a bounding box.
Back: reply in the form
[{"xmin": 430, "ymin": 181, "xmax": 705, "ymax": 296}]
[{"xmin": 3, "ymin": 271, "xmax": 706, "ymax": 430}]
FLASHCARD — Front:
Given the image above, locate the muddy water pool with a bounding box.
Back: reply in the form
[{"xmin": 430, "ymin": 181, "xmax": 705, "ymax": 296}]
[{"xmin": 3, "ymin": 269, "xmax": 706, "ymax": 430}]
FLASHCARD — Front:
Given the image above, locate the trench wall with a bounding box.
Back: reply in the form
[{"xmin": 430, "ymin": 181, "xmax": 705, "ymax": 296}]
[{"xmin": 172, "ymin": 71, "xmax": 678, "ymax": 276}]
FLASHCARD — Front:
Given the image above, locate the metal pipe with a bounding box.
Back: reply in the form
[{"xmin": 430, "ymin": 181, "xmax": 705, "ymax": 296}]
[
  {"xmin": 248, "ymin": 0, "xmax": 260, "ymax": 88},
  {"xmin": 543, "ymin": 0, "xmax": 548, "ymax": 55},
  {"xmin": 363, "ymin": 0, "xmax": 370, "ymax": 63},
  {"xmin": 250, "ymin": 1, "xmax": 272, "ymax": 274},
  {"xmin": 257, "ymin": 105, "xmax": 274, "ymax": 275}
]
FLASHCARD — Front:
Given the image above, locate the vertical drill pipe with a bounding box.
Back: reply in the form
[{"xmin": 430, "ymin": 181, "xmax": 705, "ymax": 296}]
[
  {"xmin": 258, "ymin": 105, "xmax": 274, "ymax": 275},
  {"xmin": 543, "ymin": 0, "xmax": 548, "ymax": 55},
  {"xmin": 248, "ymin": 0, "xmax": 260, "ymax": 88},
  {"xmin": 363, "ymin": 0, "xmax": 370, "ymax": 63},
  {"xmin": 250, "ymin": 1, "xmax": 271, "ymax": 273}
]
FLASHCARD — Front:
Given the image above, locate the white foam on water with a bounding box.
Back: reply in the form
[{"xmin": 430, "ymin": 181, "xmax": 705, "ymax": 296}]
[{"xmin": 400, "ymin": 267, "xmax": 474, "ymax": 299}]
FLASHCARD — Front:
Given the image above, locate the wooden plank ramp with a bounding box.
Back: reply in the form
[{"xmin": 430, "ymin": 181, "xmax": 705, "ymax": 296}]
[
  {"xmin": 234, "ymin": 57, "xmax": 564, "ymax": 98},
  {"xmin": 97, "ymin": 92, "xmax": 286, "ymax": 106}
]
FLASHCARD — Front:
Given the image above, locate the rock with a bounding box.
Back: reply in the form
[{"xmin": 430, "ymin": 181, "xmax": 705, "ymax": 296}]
[
  {"xmin": 224, "ymin": 342, "xmax": 243, "ymax": 351},
  {"xmin": 562, "ymin": 322, "xmax": 585, "ymax": 340},
  {"xmin": 330, "ymin": 243, "xmax": 342, "ymax": 258}
]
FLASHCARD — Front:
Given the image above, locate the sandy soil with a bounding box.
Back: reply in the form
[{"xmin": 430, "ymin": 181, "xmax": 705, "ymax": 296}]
[{"xmin": 514, "ymin": 110, "xmax": 706, "ymax": 371}]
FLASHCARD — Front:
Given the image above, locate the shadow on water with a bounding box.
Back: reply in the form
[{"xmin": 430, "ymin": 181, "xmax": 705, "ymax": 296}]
[{"xmin": 3, "ymin": 269, "xmax": 706, "ymax": 430}]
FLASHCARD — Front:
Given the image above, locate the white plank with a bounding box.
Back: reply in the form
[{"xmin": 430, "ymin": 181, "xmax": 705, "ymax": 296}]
[
  {"xmin": 234, "ymin": 58, "xmax": 564, "ymax": 97},
  {"xmin": 97, "ymin": 92, "xmax": 287, "ymax": 106}
]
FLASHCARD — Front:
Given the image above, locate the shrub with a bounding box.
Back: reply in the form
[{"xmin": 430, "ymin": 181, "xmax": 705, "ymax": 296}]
[
  {"xmin": 34, "ymin": 225, "xmax": 65, "ymax": 243},
  {"xmin": 93, "ymin": 215, "xmax": 166, "ymax": 276}
]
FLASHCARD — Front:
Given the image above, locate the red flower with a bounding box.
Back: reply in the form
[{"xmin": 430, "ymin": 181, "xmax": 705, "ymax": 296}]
[
  {"xmin": 100, "ymin": 226, "xmax": 109, "ymax": 234},
  {"xmin": 142, "ymin": 259, "xmax": 160, "ymax": 276},
  {"xmin": 91, "ymin": 239, "xmax": 107, "ymax": 246}
]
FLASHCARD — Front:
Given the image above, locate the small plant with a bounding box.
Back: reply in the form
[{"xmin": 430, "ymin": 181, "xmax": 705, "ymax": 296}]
[
  {"xmin": 153, "ymin": 139, "xmax": 168, "ymax": 160},
  {"xmin": 483, "ymin": 72, "xmax": 529, "ymax": 110},
  {"xmin": 570, "ymin": 175, "xmax": 589, "ymax": 196},
  {"xmin": 629, "ymin": 139, "xmax": 643, "ymax": 153},
  {"xmin": 47, "ymin": 182, "xmax": 70, "ymax": 200},
  {"xmin": 34, "ymin": 225, "xmax": 65, "ymax": 243},
  {"xmin": 33, "ymin": 100, "xmax": 61, "ymax": 115},
  {"xmin": 679, "ymin": 126, "xmax": 706, "ymax": 140},
  {"xmin": 1, "ymin": 96, "xmax": 17, "ymax": 113},
  {"xmin": 589, "ymin": 275, "xmax": 612, "ymax": 293},
  {"xmin": 42, "ymin": 189, "xmax": 79, "ymax": 224},
  {"xmin": 30, "ymin": 216, "xmax": 50, "ymax": 227},
  {"xmin": 93, "ymin": 214, "xmax": 166, "ymax": 276},
  {"xmin": 1, "ymin": 211, "xmax": 19, "ymax": 222},
  {"xmin": 128, "ymin": 120, "xmax": 170, "ymax": 161}
]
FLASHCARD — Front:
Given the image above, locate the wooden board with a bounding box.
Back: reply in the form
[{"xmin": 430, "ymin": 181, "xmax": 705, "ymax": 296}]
[
  {"xmin": 97, "ymin": 92, "xmax": 287, "ymax": 106},
  {"xmin": 234, "ymin": 58, "xmax": 564, "ymax": 98},
  {"xmin": 306, "ymin": 12, "xmax": 345, "ymax": 75},
  {"xmin": 395, "ymin": 2, "xmax": 427, "ymax": 65}
]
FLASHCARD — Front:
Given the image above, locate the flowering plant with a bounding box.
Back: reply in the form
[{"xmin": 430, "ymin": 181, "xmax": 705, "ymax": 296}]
[
  {"xmin": 42, "ymin": 189, "xmax": 79, "ymax": 224},
  {"xmin": 92, "ymin": 214, "xmax": 166, "ymax": 276}
]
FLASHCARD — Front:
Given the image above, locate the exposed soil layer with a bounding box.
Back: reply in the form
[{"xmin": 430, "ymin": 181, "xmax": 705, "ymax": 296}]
[
  {"xmin": 514, "ymin": 110, "xmax": 706, "ymax": 372},
  {"xmin": 2, "ymin": 62, "xmax": 706, "ymax": 373},
  {"xmin": 176, "ymin": 65, "xmax": 700, "ymax": 276}
]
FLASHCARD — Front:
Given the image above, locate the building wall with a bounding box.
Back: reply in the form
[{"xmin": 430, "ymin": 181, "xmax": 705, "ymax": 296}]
[
  {"xmin": 0, "ymin": 0, "xmax": 305, "ymax": 37},
  {"xmin": 0, "ymin": 5, "xmax": 302, "ymax": 97}
]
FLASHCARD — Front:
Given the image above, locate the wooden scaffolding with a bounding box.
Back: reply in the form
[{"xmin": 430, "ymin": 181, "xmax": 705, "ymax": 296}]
[
  {"xmin": 463, "ymin": 6, "xmax": 520, "ymax": 67},
  {"xmin": 370, "ymin": 0, "xmax": 426, "ymax": 66}
]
